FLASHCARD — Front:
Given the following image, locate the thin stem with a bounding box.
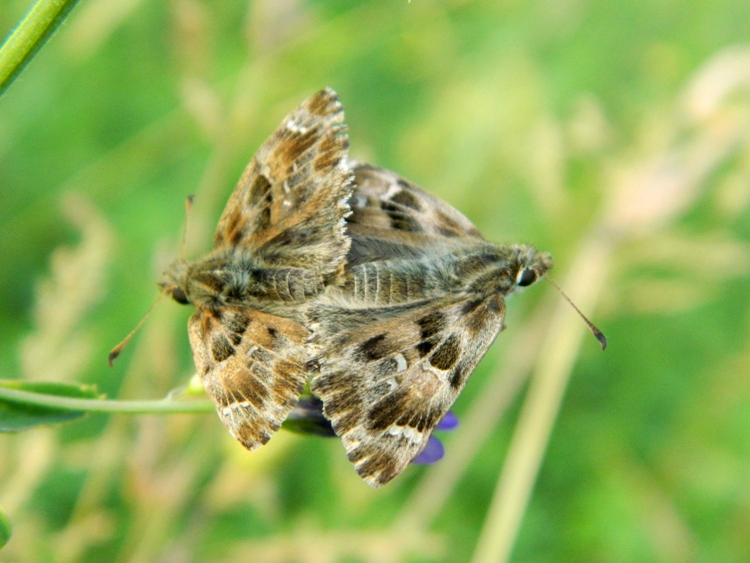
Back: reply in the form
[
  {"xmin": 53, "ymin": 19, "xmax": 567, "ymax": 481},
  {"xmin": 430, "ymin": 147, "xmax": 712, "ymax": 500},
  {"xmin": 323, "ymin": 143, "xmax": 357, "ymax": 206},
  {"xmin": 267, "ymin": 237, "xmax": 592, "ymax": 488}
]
[
  {"xmin": 0, "ymin": 387, "xmax": 215, "ymax": 414},
  {"xmin": 0, "ymin": 0, "xmax": 82, "ymax": 98}
]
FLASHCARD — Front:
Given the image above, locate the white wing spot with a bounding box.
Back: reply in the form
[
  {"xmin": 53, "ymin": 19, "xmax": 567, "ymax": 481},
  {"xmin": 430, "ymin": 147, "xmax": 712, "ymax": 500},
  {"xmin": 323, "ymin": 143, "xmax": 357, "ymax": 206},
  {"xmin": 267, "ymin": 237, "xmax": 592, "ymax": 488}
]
[
  {"xmin": 384, "ymin": 183, "xmax": 402, "ymax": 199},
  {"xmin": 286, "ymin": 119, "xmax": 309, "ymax": 134},
  {"xmin": 222, "ymin": 401, "xmax": 252, "ymax": 417},
  {"xmin": 352, "ymin": 194, "xmax": 368, "ymax": 208},
  {"xmin": 386, "ymin": 424, "xmax": 423, "ymax": 443},
  {"xmin": 394, "ymin": 354, "xmax": 407, "ymax": 372}
]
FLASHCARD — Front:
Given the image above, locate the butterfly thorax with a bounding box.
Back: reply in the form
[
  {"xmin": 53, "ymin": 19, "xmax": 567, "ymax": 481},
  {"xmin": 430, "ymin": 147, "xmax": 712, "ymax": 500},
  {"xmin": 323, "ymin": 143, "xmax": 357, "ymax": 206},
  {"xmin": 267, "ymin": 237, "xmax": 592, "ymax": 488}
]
[{"xmin": 159, "ymin": 249, "xmax": 323, "ymax": 315}]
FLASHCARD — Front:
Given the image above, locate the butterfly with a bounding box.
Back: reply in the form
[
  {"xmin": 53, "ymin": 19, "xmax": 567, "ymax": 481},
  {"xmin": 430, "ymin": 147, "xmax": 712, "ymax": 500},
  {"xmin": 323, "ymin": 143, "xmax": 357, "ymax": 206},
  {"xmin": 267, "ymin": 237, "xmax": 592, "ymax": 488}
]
[
  {"xmin": 157, "ymin": 88, "xmax": 354, "ymax": 451},
  {"xmin": 308, "ymin": 161, "xmax": 557, "ymax": 487}
]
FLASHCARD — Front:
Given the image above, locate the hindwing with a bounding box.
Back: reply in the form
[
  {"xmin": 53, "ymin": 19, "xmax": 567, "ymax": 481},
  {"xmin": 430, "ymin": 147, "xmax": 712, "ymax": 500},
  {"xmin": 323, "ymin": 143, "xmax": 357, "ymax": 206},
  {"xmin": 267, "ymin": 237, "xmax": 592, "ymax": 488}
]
[
  {"xmin": 189, "ymin": 306, "xmax": 310, "ymax": 450},
  {"xmin": 310, "ymin": 293, "xmax": 506, "ymax": 487}
]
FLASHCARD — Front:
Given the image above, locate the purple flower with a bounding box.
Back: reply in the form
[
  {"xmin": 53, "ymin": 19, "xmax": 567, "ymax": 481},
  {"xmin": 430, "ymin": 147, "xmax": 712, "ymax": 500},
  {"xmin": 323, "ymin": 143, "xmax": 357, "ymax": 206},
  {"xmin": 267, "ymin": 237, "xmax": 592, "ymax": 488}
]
[
  {"xmin": 436, "ymin": 411, "xmax": 459, "ymax": 431},
  {"xmin": 412, "ymin": 436, "xmax": 445, "ymax": 465},
  {"xmin": 411, "ymin": 412, "xmax": 459, "ymax": 465}
]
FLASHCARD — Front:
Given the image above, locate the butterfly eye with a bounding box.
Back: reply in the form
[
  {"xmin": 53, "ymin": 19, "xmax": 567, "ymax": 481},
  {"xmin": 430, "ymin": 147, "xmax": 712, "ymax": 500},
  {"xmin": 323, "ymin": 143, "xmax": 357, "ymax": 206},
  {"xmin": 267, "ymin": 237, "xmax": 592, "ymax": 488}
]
[
  {"xmin": 516, "ymin": 268, "xmax": 538, "ymax": 287},
  {"xmin": 171, "ymin": 287, "xmax": 189, "ymax": 304}
]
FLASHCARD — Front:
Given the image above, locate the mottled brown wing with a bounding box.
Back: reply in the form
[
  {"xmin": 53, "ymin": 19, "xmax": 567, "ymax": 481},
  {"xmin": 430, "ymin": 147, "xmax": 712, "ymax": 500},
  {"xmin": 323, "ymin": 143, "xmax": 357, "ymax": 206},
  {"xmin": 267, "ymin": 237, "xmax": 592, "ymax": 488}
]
[
  {"xmin": 189, "ymin": 306, "xmax": 310, "ymax": 450},
  {"xmin": 214, "ymin": 88, "xmax": 353, "ymax": 274},
  {"xmin": 345, "ymin": 160, "xmax": 485, "ymax": 250},
  {"xmin": 310, "ymin": 293, "xmax": 506, "ymax": 487}
]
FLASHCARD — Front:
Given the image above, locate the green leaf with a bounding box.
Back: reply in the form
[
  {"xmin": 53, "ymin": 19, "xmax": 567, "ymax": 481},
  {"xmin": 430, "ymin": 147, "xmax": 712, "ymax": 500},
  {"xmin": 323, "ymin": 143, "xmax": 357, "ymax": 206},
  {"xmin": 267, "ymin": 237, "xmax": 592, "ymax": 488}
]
[
  {"xmin": 0, "ymin": 505, "xmax": 11, "ymax": 549},
  {"xmin": 0, "ymin": 380, "xmax": 102, "ymax": 432}
]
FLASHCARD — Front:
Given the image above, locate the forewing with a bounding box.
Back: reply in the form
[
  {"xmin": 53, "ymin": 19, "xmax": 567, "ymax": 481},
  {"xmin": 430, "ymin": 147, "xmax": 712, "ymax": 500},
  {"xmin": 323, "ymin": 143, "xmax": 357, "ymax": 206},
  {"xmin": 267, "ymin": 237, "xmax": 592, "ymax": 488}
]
[
  {"xmin": 214, "ymin": 88, "xmax": 353, "ymax": 274},
  {"xmin": 189, "ymin": 306, "xmax": 310, "ymax": 450},
  {"xmin": 345, "ymin": 160, "xmax": 485, "ymax": 251},
  {"xmin": 310, "ymin": 294, "xmax": 506, "ymax": 487}
]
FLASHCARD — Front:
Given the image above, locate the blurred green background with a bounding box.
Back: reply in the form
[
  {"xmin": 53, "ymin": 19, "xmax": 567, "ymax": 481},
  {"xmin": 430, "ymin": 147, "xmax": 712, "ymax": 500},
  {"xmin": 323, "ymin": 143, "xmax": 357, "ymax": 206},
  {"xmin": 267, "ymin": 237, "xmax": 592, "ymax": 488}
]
[{"xmin": 1, "ymin": 0, "xmax": 750, "ymax": 561}]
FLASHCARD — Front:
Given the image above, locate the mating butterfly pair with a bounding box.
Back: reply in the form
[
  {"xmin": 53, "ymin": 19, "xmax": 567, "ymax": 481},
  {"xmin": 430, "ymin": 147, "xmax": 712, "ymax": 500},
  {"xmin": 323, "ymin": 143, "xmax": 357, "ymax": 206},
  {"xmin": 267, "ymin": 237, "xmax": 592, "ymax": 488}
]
[{"xmin": 144, "ymin": 89, "xmax": 579, "ymax": 487}]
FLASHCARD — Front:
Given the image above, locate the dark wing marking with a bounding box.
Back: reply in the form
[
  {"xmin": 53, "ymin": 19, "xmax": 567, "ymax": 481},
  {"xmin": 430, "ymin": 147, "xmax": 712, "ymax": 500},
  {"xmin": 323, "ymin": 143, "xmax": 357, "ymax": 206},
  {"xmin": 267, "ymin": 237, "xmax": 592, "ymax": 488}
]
[
  {"xmin": 214, "ymin": 88, "xmax": 353, "ymax": 275},
  {"xmin": 189, "ymin": 306, "xmax": 310, "ymax": 450},
  {"xmin": 309, "ymin": 294, "xmax": 506, "ymax": 487}
]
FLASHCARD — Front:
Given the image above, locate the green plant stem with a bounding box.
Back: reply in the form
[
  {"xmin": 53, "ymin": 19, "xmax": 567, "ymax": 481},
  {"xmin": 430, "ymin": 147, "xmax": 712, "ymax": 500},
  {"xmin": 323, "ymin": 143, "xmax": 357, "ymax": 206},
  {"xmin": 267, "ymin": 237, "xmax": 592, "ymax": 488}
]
[
  {"xmin": 0, "ymin": 386, "xmax": 215, "ymax": 414},
  {"xmin": 0, "ymin": 0, "xmax": 81, "ymax": 98}
]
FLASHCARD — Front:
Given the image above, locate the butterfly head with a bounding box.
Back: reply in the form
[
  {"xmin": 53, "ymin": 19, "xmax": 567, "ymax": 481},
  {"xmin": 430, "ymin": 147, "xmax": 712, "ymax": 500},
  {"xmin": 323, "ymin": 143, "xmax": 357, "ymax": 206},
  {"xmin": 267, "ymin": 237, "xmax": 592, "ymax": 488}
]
[
  {"xmin": 159, "ymin": 260, "xmax": 191, "ymax": 305},
  {"xmin": 511, "ymin": 245, "xmax": 553, "ymax": 291}
]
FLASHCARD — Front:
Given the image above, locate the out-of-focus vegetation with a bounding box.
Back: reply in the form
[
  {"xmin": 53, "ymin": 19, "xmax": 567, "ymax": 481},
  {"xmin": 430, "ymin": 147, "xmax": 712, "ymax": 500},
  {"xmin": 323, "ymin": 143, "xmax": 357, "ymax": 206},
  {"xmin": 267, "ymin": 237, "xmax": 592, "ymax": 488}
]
[{"xmin": 1, "ymin": 0, "xmax": 750, "ymax": 561}]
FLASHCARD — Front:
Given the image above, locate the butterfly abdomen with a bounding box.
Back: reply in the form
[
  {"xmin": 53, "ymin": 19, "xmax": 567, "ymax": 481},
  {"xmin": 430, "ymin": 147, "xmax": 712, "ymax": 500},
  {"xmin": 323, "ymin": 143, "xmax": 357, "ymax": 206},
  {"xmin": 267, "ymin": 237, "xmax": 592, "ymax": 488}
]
[{"xmin": 331, "ymin": 252, "xmax": 468, "ymax": 307}]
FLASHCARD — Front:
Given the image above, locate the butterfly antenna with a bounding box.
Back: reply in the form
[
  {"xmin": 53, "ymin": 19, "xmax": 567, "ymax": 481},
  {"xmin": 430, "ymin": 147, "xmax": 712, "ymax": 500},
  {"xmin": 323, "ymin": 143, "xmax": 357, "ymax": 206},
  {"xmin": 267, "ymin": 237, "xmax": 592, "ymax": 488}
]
[
  {"xmin": 542, "ymin": 273, "xmax": 607, "ymax": 350},
  {"xmin": 108, "ymin": 287, "xmax": 170, "ymax": 366},
  {"xmin": 179, "ymin": 195, "xmax": 195, "ymax": 262},
  {"xmin": 110, "ymin": 195, "xmax": 194, "ymax": 366}
]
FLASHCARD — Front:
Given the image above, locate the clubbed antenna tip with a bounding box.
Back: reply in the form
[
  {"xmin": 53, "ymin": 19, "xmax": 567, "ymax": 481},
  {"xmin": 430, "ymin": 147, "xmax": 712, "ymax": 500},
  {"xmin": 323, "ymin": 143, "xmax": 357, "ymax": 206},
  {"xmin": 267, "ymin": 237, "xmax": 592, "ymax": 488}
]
[
  {"xmin": 542, "ymin": 273, "xmax": 607, "ymax": 351},
  {"xmin": 108, "ymin": 348, "xmax": 123, "ymax": 367},
  {"xmin": 592, "ymin": 327, "xmax": 607, "ymax": 350}
]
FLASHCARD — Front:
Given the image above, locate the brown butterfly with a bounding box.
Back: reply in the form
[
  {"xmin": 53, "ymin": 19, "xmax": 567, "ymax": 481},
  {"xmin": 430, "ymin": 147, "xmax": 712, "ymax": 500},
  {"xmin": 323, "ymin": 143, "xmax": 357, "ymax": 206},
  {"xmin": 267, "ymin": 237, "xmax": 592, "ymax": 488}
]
[
  {"xmin": 308, "ymin": 161, "xmax": 604, "ymax": 487},
  {"xmin": 156, "ymin": 88, "xmax": 353, "ymax": 451}
]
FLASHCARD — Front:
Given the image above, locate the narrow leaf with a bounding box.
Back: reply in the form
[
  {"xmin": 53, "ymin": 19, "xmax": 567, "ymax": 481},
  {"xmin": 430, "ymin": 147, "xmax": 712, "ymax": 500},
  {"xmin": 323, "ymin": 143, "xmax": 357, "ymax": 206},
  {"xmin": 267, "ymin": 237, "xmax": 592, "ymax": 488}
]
[{"xmin": 0, "ymin": 505, "xmax": 10, "ymax": 549}]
